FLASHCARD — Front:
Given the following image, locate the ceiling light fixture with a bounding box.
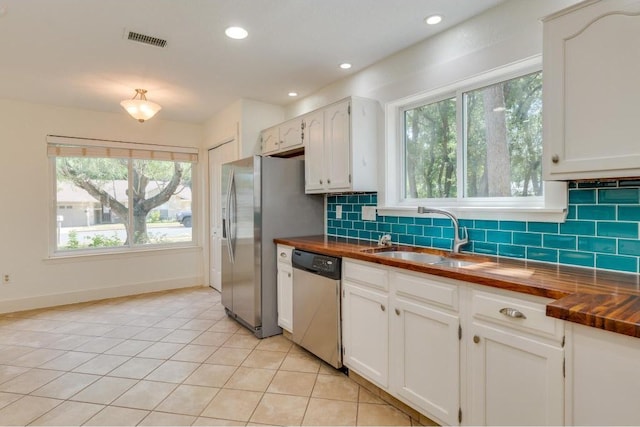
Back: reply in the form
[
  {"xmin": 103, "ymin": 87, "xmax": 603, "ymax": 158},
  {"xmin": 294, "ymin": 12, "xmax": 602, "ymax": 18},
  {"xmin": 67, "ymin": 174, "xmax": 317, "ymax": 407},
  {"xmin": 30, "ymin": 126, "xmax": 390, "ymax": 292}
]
[
  {"xmin": 340, "ymin": 63, "xmax": 352, "ymax": 69},
  {"xmin": 225, "ymin": 26, "xmax": 248, "ymax": 40},
  {"xmin": 288, "ymin": 92, "xmax": 298, "ymax": 97},
  {"xmin": 120, "ymin": 89, "xmax": 162, "ymax": 123},
  {"xmin": 425, "ymin": 14, "xmax": 443, "ymax": 25}
]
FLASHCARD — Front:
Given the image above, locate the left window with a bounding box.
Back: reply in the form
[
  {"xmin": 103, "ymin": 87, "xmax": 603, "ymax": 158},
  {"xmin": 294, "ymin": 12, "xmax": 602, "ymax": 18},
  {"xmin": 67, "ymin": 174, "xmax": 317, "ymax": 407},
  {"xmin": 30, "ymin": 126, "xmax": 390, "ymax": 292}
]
[{"xmin": 48, "ymin": 136, "xmax": 197, "ymax": 254}]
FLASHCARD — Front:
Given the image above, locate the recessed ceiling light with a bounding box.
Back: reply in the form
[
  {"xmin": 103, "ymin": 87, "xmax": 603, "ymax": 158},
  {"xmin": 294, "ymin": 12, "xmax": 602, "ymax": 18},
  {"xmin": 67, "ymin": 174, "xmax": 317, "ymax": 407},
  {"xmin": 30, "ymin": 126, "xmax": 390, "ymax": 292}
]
[
  {"xmin": 225, "ymin": 26, "xmax": 248, "ymax": 40},
  {"xmin": 288, "ymin": 92, "xmax": 298, "ymax": 97},
  {"xmin": 340, "ymin": 63, "xmax": 352, "ymax": 70},
  {"xmin": 0, "ymin": 6, "xmax": 7, "ymax": 17},
  {"xmin": 425, "ymin": 15, "xmax": 443, "ymax": 25}
]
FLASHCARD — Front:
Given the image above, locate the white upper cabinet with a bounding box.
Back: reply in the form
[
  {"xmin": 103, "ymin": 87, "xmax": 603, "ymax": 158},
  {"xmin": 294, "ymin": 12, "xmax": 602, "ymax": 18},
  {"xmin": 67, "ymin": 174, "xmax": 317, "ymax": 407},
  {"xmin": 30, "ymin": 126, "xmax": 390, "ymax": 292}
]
[
  {"xmin": 279, "ymin": 118, "xmax": 304, "ymax": 152},
  {"xmin": 261, "ymin": 126, "xmax": 280, "ymax": 155},
  {"xmin": 543, "ymin": 0, "xmax": 640, "ymax": 180},
  {"xmin": 261, "ymin": 118, "xmax": 304, "ymax": 156},
  {"xmin": 304, "ymin": 97, "xmax": 378, "ymax": 194}
]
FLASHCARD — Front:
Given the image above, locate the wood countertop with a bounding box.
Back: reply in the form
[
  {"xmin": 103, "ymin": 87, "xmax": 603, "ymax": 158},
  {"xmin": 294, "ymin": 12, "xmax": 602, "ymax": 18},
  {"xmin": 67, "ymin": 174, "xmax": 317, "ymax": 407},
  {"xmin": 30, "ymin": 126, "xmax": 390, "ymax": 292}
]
[{"xmin": 275, "ymin": 235, "xmax": 640, "ymax": 338}]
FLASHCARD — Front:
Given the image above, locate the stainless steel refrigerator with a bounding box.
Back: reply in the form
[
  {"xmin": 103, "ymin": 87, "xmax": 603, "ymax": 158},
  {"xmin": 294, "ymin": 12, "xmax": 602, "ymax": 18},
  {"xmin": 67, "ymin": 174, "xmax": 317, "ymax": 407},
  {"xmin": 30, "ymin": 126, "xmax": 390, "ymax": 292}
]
[{"xmin": 221, "ymin": 155, "xmax": 324, "ymax": 338}]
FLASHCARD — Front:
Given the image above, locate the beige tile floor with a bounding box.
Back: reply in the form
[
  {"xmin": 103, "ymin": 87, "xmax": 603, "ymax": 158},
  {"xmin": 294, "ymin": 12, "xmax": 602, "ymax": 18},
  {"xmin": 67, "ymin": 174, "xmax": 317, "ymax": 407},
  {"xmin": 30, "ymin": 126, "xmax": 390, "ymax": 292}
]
[{"xmin": 0, "ymin": 287, "xmax": 420, "ymax": 426}]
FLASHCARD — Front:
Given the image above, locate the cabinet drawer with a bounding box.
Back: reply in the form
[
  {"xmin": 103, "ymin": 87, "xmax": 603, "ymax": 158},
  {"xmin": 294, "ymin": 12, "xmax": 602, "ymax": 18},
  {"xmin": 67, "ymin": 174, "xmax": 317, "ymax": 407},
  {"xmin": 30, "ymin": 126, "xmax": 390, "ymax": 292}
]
[
  {"xmin": 393, "ymin": 271, "xmax": 458, "ymax": 311},
  {"xmin": 471, "ymin": 290, "xmax": 563, "ymax": 341},
  {"xmin": 277, "ymin": 245, "xmax": 294, "ymax": 265},
  {"xmin": 344, "ymin": 259, "xmax": 388, "ymax": 291}
]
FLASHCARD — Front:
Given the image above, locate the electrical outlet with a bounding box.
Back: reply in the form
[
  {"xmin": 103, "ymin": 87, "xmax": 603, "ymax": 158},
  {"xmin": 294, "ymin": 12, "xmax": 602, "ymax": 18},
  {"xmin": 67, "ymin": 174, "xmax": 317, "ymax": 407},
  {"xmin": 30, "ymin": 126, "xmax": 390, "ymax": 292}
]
[
  {"xmin": 2, "ymin": 274, "xmax": 11, "ymax": 285},
  {"xmin": 362, "ymin": 206, "xmax": 377, "ymax": 221},
  {"xmin": 335, "ymin": 205, "xmax": 342, "ymax": 219}
]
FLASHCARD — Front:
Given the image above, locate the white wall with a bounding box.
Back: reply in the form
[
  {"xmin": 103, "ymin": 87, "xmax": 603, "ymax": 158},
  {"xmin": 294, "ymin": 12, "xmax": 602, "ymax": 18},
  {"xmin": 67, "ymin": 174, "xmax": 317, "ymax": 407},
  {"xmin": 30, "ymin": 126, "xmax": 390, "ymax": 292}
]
[
  {"xmin": 285, "ymin": 0, "xmax": 579, "ymax": 118},
  {"xmin": 0, "ymin": 99, "xmax": 204, "ymax": 313},
  {"xmin": 201, "ymin": 98, "xmax": 283, "ymax": 287}
]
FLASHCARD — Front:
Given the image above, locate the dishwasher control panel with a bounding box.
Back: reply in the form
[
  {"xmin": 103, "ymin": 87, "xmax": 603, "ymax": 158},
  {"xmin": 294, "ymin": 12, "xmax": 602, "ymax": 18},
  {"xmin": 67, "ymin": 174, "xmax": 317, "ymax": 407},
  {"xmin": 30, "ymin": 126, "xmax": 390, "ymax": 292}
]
[{"xmin": 292, "ymin": 249, "xmax": 341, "ymax": 280}]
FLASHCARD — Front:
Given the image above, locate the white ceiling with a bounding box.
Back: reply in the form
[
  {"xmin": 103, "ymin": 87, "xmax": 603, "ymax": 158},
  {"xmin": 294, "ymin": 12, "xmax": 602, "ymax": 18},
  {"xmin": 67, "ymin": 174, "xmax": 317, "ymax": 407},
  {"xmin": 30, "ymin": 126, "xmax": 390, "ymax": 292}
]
[{"xmin": 0, "ymin": 0, "xmax": 504, "ymax": 124}]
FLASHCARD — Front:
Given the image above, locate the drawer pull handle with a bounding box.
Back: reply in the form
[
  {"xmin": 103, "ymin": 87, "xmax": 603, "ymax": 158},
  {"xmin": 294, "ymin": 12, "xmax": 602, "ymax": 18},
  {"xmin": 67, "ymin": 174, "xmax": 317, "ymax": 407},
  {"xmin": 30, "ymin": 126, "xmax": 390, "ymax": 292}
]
[
  {"xmin": 473, "ymin": 335, "xmax": 480, "ymax": 344},
  {"xmin": 499, "ymin": 307, "xmax": 527, "ymax": 319},
  {"xmin": 395, "ymin": 308, "xmax": 400, "ymax": 316},
  {"xmin": 380, "ymin": 304, "xmax": 386, "ymax": 312}
]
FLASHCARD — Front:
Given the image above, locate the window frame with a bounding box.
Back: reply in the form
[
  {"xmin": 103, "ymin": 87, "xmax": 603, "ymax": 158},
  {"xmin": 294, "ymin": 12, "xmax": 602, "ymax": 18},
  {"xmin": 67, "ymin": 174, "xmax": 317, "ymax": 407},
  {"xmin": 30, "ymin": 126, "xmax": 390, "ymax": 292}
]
[
  {"xmin": 381, "ymin": 56, "xmax": 567, "ymax": 222},
  {"xmin": 48, "ymin": 136, "xmax": 200, "ymax": 257}
]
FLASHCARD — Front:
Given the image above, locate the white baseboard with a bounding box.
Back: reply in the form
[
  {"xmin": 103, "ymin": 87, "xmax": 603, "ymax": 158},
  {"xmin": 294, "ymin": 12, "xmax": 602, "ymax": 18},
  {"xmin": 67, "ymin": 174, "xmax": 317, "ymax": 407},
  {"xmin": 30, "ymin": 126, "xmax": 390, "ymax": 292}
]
[{"xmin": 0, "ymin": 276, "xmax": 206, "ymax": 314}]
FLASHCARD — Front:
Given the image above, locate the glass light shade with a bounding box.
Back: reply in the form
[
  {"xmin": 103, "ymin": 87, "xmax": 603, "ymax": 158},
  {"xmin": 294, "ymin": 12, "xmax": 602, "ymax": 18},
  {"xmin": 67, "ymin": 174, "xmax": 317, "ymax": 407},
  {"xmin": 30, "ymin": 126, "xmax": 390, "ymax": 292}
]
[{"xmin": 120, "ymin": 99, "xmax": 162, "ymax": 122}]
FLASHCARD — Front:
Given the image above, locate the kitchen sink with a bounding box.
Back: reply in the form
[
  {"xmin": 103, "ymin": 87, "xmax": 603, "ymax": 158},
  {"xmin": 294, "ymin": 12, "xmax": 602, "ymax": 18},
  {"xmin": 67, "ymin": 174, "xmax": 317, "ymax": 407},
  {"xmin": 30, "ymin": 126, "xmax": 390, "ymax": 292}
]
[
  {"xmin": 375, "ymin": 251, "xmax": 445, "ymax": 264},
  {"xmin": 373, "ymin": 249, "xmax": 476, "ymax": 268}
]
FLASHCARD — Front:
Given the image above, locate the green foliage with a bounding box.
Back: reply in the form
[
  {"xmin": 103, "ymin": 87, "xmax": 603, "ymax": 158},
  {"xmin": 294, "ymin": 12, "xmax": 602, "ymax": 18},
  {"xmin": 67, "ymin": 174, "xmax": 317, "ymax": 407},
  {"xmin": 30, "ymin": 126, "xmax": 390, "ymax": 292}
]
[
  {"xmin": 148, "ymin": 210, "xmax": 161, "ymax": 223},
  {"xmin": 405, "ymin": 97, "xmax": 457, "ymax": 199},
  {"xmin": 66, "ymin": 230, "xmax": 79, "ymax": 249},
  {"xmin": 404, "ymin": 71, "xmax": 543, "ymax": 200},
  {"xmin": 86, "ymin": 233, "xmax": 122, "ymax": 248}
]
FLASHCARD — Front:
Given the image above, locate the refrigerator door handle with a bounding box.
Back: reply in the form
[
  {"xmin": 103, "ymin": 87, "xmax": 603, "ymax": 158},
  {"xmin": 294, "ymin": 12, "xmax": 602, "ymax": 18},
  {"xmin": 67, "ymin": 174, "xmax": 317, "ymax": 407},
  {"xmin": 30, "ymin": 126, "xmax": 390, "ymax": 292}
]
[{"xmin": 225, "ymin": 168, "xmax": 235, "ymax": 264}]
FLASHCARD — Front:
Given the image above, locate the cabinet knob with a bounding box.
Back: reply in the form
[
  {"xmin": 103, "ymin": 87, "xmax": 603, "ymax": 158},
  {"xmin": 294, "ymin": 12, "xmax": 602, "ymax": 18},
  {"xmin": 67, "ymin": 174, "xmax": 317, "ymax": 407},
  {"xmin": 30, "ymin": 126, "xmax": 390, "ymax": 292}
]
[
  {"xmin": 280, "ymin": 252, "xmax": 287, "ymax": 258},
  {"xmin": 395, "ymin": 308, "xmax": 400, "ymax": 316},
  {"xmin": 319, "ymin": 179, "xmax": 323, "ymax": 184},
  {"xmin": 473, "ymin": 335, "xmax": 480, "ymax": 344},
  {"xmin": 287, "ymin": 273, "xmax": 291, "ymax": 278},
  {"xmin": 380, "ymin": 304, "xmax": 386, "ymax": 312},
  {"xmin": 327, "ymin": 179, "xmax": 331, "ymax": 184},
  {"xmin": 551, "ymin": 154, "xmax": 559, "ymax": 164}
]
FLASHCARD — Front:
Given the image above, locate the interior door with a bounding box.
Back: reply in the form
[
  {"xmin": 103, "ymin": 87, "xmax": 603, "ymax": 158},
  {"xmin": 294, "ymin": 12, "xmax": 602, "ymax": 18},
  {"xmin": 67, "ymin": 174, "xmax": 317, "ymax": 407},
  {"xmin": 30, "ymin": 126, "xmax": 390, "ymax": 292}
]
[{"xmin": 208, "ymin": 140, "xmax": 236, "ymax": 291}]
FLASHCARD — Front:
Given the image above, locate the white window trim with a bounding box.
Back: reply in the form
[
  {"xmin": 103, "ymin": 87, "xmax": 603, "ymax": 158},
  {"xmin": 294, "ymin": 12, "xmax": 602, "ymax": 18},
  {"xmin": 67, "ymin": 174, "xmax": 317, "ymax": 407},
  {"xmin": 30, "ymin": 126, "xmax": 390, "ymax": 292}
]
[
  {"xmin": 380, "ymin": 55, "xmax": 567, "ymax": 222},
  {"xmin": 48, "ymin": 136, "xmax": 200, "ymax": 258}
]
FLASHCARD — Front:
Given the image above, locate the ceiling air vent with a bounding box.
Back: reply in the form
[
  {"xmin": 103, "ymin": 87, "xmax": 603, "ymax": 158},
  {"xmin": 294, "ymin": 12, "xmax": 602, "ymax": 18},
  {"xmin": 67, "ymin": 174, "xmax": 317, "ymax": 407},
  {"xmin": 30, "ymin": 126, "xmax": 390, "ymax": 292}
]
[{"xmin": 126, "ymin": 31, "xmax": 167, "ymax": 48}]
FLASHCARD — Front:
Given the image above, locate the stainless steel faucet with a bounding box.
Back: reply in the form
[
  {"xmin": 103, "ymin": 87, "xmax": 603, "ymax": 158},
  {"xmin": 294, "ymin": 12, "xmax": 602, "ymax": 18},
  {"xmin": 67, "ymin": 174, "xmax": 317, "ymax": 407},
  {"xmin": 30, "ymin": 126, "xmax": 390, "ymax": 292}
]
[{"xmin": 416, "ymin": 207, "xmax": 469, "ymax": 253}]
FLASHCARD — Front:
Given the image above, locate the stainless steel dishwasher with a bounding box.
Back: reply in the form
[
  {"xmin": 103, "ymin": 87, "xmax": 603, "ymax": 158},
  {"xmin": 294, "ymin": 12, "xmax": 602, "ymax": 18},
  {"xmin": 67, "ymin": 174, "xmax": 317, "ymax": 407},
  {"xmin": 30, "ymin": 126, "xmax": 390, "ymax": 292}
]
[{"xmin": 291, "ymin": 249, "xmax": 342, "ymax": 369}]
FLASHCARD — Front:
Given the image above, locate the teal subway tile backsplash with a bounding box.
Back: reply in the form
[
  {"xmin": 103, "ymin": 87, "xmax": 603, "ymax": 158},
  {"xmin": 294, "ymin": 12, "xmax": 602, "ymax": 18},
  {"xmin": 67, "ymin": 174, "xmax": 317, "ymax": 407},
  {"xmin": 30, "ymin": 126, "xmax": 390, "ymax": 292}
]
[
  {"xmin": 577, "ymin": 205, "xmax": 616, "ymax": 220},
  {"xmin": 598, "ymin": 188, "xmax": 639, "ymax": 204},
  {"xmin": 326, "ymin": 179, "xmax": 640, "ymax": 274},
  {"xmin": 597, "ymin": 222, "xmax": 638, "ymax": 238}
]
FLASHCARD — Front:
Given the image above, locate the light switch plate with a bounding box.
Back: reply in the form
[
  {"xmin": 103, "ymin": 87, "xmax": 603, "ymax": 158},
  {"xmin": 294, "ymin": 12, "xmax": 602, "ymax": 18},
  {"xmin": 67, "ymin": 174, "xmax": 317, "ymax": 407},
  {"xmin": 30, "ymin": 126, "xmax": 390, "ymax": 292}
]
[
  {"xmin": 362, "ymin": 206, "xmax": 377, "ymax": 221},
  {"xmin": 335, "ymin": 205, "xmax": 342, "ymax": 219}
]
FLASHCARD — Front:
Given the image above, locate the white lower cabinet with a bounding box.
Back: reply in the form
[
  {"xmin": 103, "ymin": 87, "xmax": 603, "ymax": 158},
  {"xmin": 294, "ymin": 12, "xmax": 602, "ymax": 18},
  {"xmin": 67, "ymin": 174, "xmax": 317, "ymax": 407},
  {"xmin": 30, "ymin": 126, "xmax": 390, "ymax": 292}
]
[
  {"xmin": 468, "ymin": 322, "xmax": 564, "ymax": 425},
  {"xmin": 566, "ymin": 323, "xmax": 640, "ymax": 426},
  {"xmin": 341, "ymin": 258, "xmax": 565, "ymax": 426},
  {"xmin": 391, "ymin": 293, "xmax": 460, "ymax": 425},
  {"xmin": 276, "ymin": 245, "xmax": 294, "ymax": 332},
  {"xmin": 467, "ymin": 288, "xmax": 564, "ymax": 426},
  {"xmin": 342, "ymin": 260, "xmax": 389, "ymax": 388}
]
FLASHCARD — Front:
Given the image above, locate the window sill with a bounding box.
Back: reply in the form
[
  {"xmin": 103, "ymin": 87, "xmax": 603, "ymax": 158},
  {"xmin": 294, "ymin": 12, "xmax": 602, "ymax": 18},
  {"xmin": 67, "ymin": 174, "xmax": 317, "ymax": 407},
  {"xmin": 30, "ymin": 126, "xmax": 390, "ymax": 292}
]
[
  {"xmin": 44, "ymin": 245, "xmax": 202, "ymax": 263},
  {"xmin": 376, "ymin": 205, "xmax": 567, "ymax": 223}
]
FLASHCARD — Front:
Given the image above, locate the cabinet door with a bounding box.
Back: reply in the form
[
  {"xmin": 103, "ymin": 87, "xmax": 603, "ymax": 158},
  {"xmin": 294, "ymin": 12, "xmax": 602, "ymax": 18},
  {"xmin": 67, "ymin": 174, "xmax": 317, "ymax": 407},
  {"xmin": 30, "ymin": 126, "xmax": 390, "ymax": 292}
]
[
  {"xmin": 279, "ymin": 118, "xmax": 303, "ymax": 151},
  {"xmin": 342, "ymin": 281, "xmax": 389, "ymax": 388},
  {"xmin": 469, "ymin": 322, "xmax": 564, "ymax": 426},
  {"xmin": 304, "ymin": 110, "xmax": 325, "ymax": 193},
  {"xmin": 324, "ymin": 100, "xmax": 352, "ymax": 191},
  {"xmin": 276, "ymin": 262, "xmax": 293, "ymax": 332},
  {"xmin": 543, "ymin": 1, "xmax": 640, "ymax": 180},
  {"xmin": 391, "ymin": 297, "xmax": 460, "ymax": 426},
  {"xmin": 261, "ymin": 127, "xmax": 279, "ymax": 155}
]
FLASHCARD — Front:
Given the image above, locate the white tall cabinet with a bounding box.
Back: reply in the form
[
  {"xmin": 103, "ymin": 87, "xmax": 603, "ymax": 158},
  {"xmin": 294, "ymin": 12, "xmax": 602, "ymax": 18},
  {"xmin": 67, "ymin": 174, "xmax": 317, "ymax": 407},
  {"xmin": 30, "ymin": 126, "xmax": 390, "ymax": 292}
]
[{"xmin": 543, "ymin": 0, "xmax": 640, "ymax": 180}]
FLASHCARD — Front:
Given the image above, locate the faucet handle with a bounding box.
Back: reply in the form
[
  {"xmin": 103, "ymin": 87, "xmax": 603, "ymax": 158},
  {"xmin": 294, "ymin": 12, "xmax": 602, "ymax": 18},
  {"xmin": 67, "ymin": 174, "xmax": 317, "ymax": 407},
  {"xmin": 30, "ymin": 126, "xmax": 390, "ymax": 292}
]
[
  {"xmin": 460, "ymin": 226, "xmax": 468, "ymax": 242},
  {"xmin": 378, "ymin": 234, "xmax": 392, "ymax": 246}
]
